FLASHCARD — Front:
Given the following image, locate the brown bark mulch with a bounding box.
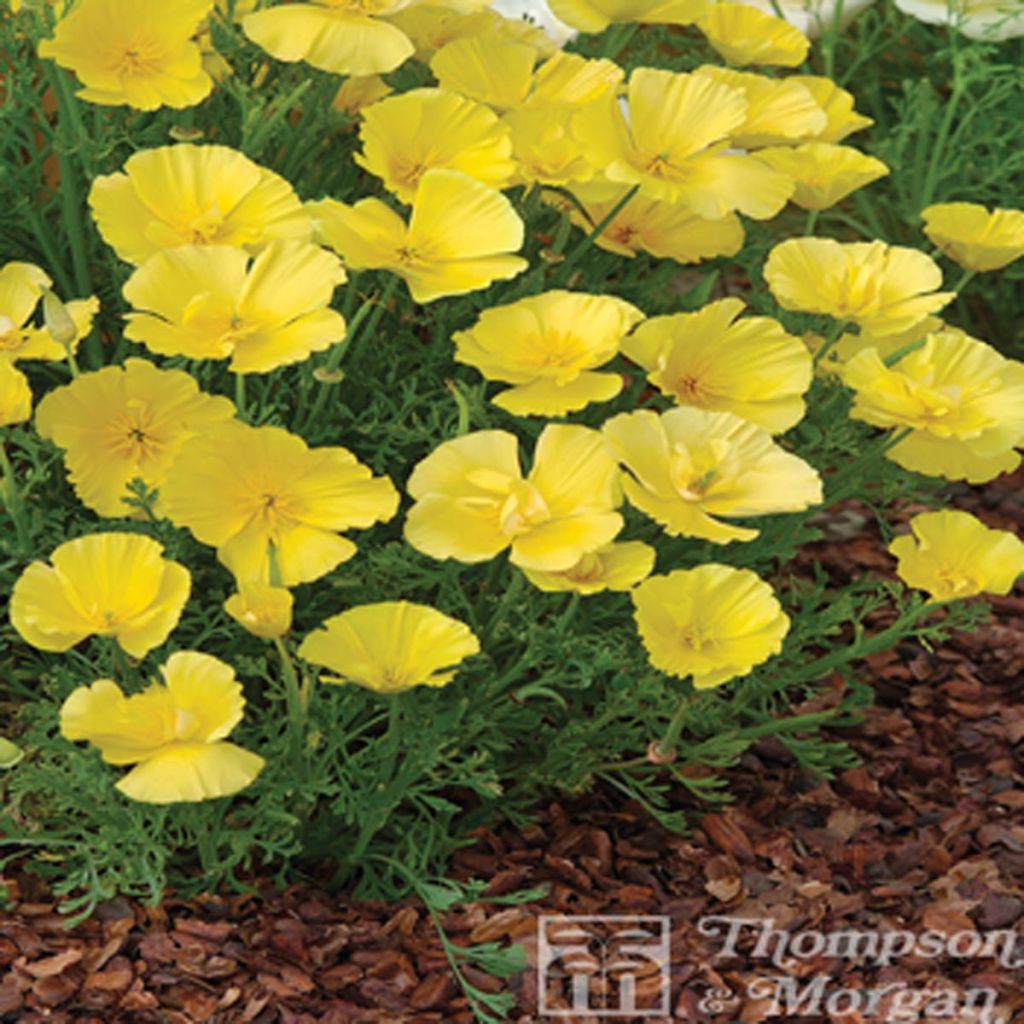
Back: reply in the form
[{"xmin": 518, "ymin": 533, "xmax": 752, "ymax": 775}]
[{"xmin": 2, "ymin": 479, "xmax": 1023, "ymax": 1023}]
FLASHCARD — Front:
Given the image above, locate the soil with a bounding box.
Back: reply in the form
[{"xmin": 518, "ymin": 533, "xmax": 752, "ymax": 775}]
[{"xmin": 2, "ymin": 474, "xmax": 1022, "ymax": 1023}]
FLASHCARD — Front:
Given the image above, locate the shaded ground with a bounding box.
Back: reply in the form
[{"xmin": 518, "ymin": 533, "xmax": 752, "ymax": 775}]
[{"xmin": 2, "ymin": 477, "xmax": 1023, "ymax": 1023}]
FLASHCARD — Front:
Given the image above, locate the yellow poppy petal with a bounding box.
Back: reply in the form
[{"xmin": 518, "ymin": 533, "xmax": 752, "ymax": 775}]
[{"xmin": 116, "ymin": 741, "xmax": 264, "ymax": 803}]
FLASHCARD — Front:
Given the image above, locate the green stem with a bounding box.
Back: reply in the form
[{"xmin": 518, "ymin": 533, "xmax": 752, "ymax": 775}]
[
  {"xmin": 0, "ymin": 440, "xmax": 30, "ymax": 554},
  {"xmin": 107, "ymin": 636, "xmax": 131, "ymax": 681},
  {"xmin": 186, "ymin": 805, "xmax": 218, "ymax": 875},
  {"xmin": 365, "ymin": 854, "xmax": 504, "ymax": 1024},
  {"xmin": 551, "ymin": 185, "xmax": 639, "ymax": 286},
  {"xmin": 481, "ymin": 569, "xmax": 525, "ymax": 647},
  {"xmin": 234, "ymin": 373, "xmax": 246, "ymax": 419},
  {"xmin": 952, "ymin": 267, "xmax": 975, "ymax": 294},
  {"xmin": 804, "ymin": 209, "xmax": 820, "ymax": 235},
  {"xmin": 654, "ymin": 694, "xmax": 694, "ymax": 760},
  {"xmin": 822, "ymin": 0, "xmax": 846, "ymax": 79},
  {"xmin": 301, "ymin": 281, "xmax": 396, "ymax": 433},
  {"xmin": 273, "ymin": 637, "xmax": 307, "ymax": 759},
  {"xmin": 826, "ymin": 426, "xmax": 914, "ymax": 503},
  {"xmin": 812, "ymin": 319, "xmax": 850, "ymax": 368},
  {"xmin": 600, "ymin": 21, "xmax": 638, "ymax": 59},
  {"xmin": 44, "ymin": 65, "xmax": 97, "ymax": 362},
  {"xmin": 60, "ymin": 338, "xmax": 80, "ymax": 379},
  {"xmin": 347, "ymin": 696, "xmax": 403, "ymax": 864},
  {"xmin": 920, "ymin": 61, "xmax": 965, "ymax": 209},
  {"xmin": 555, "ymin": 593, "xmax": 580, "ymax": 638},
  {"xmin": 790, "ymin": 598, "xmax": 938, "ymax": 687}
]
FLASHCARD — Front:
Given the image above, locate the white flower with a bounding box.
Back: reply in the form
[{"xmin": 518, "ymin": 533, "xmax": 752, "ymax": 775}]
[
  {"xmin": 893, "ymin": 0, "xmax": 1024, "ymax": 39},
  {"xmin": 732, "ymin": 0, "xmax": 876, "ymax": 37},
  {"xmin": 490, "ymin": 0, "xmax": 579, "ymax": 45}
]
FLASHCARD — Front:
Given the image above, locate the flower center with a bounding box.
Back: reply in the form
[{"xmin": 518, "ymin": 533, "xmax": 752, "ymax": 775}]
[
  {"xmin": 499, "ymin": 480, "xmax": 551, "ymax": 537},
  {"xmin": 395, "ymin": 245, "xmax": 421, "ymax": 265},
  {"xmin": 668, "ymin": 440, "xmax": 729, "ymax": 500},
  {"xmin": 673, "ymin": 374, "xmax": 706, "ymax": 402},
  {"xmin": 185, "ymin": 207, "xmax": 226, "ymax": 244},
  {"xmin": 109, "ymin": 403, "xmax": 163, "ymax": 463},
  {"xmin": 837, "ymin": 261, "xmax": 884, "ymax": 315},
  {"xmin": 115, "ymin": 38, "xmax": 162, "ymax": 77},
  {"xmin": 565, "ymin": 552, "xmax": 603, "ymax": 582},
  {"xmin": 173, "ymin": 706, "xmax": 203, "ymax": 741},
  {"xmin": 0, "ymin": 315, "xmax": 28, "ymax": 353},
  {"xmin": 610, "ymin": 224, "xmax": 638, "ymax": 246},
  {"xmin": 644, "ymin": 153, "xmax": 675, "ymax": 177},
  {"xmin": 677, "ymin": 624, "xmax": 710, "ymax": 653},
  {"xmin": 253, "ymin": 490, "xmax": 299, "ymax": 534},
  {"xmin": 529, "ymin": 330, "xmax": 590, "ymax": 381},
  {"xmin": 395, "ymin": 160, "xmax": 427, "ymax": 192}
]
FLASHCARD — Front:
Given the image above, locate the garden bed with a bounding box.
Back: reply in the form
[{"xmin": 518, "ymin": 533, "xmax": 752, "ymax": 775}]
[
  {"xmin": 3, "ymin": 0, "xmax": 1024, "ymax": 1021},
  {"xmin": 3, "ymin": 475, "xmax": 1022, "ymax": 1023}
]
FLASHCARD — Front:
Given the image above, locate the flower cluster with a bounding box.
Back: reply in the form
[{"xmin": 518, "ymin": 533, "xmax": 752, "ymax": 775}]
[{"xmin": 5, "ymin": 0, "xmax": 1019, "ymax": 828}]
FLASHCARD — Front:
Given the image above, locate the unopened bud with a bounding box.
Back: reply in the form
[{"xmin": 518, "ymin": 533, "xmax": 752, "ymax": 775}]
[
  {"xmin": 313, "ymin": 367, "xmax": 344, "ymax": 384},
  {"xmin": 169, "ymin": 126, "xmax": 204, "ymax": 142},
  {"xmin": 646, "ymin": 740, "xmax": 677, "ymax": 765},
  {"xmin": 42, "ymin": 289, "xmax": 76, "ymax": 348},
  {"xmin": 0, "ymin": 737, "xmax": 23, "ymax": 769},
  {"xmin": 224, "ymin": 582, "xmax": 293, "ymax": 639}
]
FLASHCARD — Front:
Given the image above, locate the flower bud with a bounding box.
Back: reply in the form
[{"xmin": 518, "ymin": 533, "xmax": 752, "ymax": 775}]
[
  {"xmin": 42, "ymin": 289, "xmax": 77, "ymax": 349},
  {"xmin": 225, "ymin": 582, "xmax": 293, "ymax": 639}
]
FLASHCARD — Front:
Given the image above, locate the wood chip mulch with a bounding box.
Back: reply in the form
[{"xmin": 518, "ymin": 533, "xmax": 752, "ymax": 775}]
[{"xmin": 2, "ymin": 477, "xmax": 1022, "ymax": 1023}]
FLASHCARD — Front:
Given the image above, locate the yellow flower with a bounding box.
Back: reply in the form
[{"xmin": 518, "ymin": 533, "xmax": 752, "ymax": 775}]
[
  {"xmin": 808, "ymin": 316, "xmax": 946, "ymax": 375},
  {"xmin": 389, "ymin": 5, "xmax": 559, "ymax": 60},
  {"xmin": 35, "ymin": 358, "xmax": 235, "ymax": 519},
  {"xmin": 889, "ymin": 511, "xmax": 1024, "ymax": 602},
  {"xmin": 310, "ymin": 169, "xmax": 527, "ymax": 303},
  {"xmin": 694, "ymin": 66, "xmax": 826, "ymax": 148},
  {"xmin": 789, "ymin": 75, "xmax": 873, "ymax": 142},
  {"xmin": 621, "ymin": 298, "xmax": 812, "ymax": 433},
  {"xmin": 161, "ymin": 421, "xmax": 399, "ymax": 586},
  {"xmin": 355, "ymin": 88, "xmax": 515, "ymax": 202},
  {"xmin": 922, "ymin": 202, "xmax": 1024, "ymax": 272},
  {"xmin": 551, "ymin": 184, "xmax": 745, "ymax": 263},
  {"xmin": 432, "ymin": 35, "xmax": 538, "ymax": 110},
  {"xmin": 0, "ymin": 360, "xmax": 32, "ymax": 427},
  {"xmin": 602, "ymin": 407, "xmax": 822, "ymax": 543},
  {"xmin": 405, "ymin": 425, "xmax": 623, "ymax": 570},
  {"xmin": 10, "ymin": 532, "xmax": 191, "ymax": 657},
  {"xmin": 89, "ymin": 144, "xmax": 312, "ymax": 265},
  {"xmin": 38, "ymin": 0, "xmax": 215, "ymax": 110},
  {"xmin": 521, "ymin": 541, "xmax": 655, "ymax": 594},
  {"xmin": 548, "ymin": 0, "xmax": 713, "ymax": 32},
  {"xmin": 332, "ymin": 74, "xmax": 393, "ymax": 116},
  {"xmin": 60, "ymin": 651, "xmax": 264, "ymax": 803},
  {"xmin": 430, "ymin": 37, "xmax": 622, "ymax": 112},
  {"xmin": 200, "ymin": 0, "xmax": 258, "ymax": 80},
  {"xmin": 525, "ymin": 49, "xmax": 623, "ymax": 107},
  {"xmin": 754, "ymin": 143, "xmax": 889, "ymax": 211},
  {"xmin": 764, "ymin": 237, "xmax": 954, "ymax": 336},
  {"xmin": 842, "ymin": 331, "xmax": 1024, "ymax": 483},
  {"xmin": 0, "ymin": 262, "xmax": 98, "ymax": 362},
  {"xmin": 571, "ymin": 68, "xmax": 794, "ymax": 218},
  {"xmin": 504, "ymin": 106, "xmax": 599, "ymax": 187},
  {"xmin": 453, "ymin": 290, "xmax": 644, "ymax": 415},
  {"xmin": 632, "ymin": 565, "xmax": 789, "ymax": 687},
  {"xmin": 298, "ymin": 601, "xmax": 479, "ymax": 693},
  {"xmin": 122, "ymin": 241, "xmax": 347, "ymax": 373},
  {"xmin": 243, "ymin": 0, "xmax": 414, "ymax": 76},
  {"xmin": 698, "ymin": 3, "xmax": 810, "ymax": 65},
  {"xmin": 224, "ymin": 583, "xmax": 293, "ymax": 639}
]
